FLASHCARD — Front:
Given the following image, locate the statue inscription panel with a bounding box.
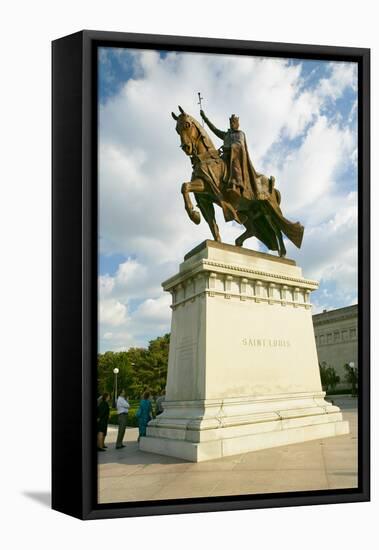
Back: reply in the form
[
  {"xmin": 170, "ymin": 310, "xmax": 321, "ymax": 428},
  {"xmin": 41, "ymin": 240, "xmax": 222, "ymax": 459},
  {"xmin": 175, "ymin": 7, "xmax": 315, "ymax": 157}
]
[{"xmin": 242, "ymin": 338, "xmax": 291, "ymax": 348}]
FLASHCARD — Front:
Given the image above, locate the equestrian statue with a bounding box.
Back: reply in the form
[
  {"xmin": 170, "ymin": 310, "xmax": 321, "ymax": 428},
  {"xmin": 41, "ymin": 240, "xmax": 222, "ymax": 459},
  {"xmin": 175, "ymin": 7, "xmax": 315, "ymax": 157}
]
[{"xmin": 171, "ymin": 105, "xmax": 304, "ymax": 257}]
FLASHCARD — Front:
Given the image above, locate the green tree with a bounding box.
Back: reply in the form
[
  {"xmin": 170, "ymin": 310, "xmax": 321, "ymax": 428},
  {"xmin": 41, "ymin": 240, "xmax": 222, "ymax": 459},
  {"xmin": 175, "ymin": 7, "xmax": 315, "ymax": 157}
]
[
  {"xmin": 146, "ymin": 334, "xmax": 170, "ymax": 394},
  {"xmin": 97, "ymin": 351, "xmax": 119, "ymax": 395},
  {"xmin": 319, "ymin": 362, "xmax": 340, "ymax": 393},
  {"xmin": 97, "ymin": 334, "xmax": 170, "ymax": 400},
  {"xmin": 327, "ymin": 367, "xmax": 340, "ymax": 392}
]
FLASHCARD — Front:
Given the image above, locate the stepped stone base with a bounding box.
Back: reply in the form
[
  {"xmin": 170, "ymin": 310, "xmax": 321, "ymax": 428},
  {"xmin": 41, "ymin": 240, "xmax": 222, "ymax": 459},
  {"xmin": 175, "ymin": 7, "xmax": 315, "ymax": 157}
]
[
  {"xmin": 140, "ymin": 393, "xmax": 349, "ymax": 461},
  {"xmin": 140, "ymin": 241, "xmax": 349, "ymax": 462}
]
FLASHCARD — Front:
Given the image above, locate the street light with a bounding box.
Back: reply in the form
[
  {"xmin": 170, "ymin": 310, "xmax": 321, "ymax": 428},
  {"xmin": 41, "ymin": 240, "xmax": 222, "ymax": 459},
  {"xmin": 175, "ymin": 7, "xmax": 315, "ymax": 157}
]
[
  {"xmin": 349, "ymin": 361, "xmax": 355, "ymax": 369},
  {"xmin": 113, "ymin": 367, "xmax": 119, "ymax": 407}
]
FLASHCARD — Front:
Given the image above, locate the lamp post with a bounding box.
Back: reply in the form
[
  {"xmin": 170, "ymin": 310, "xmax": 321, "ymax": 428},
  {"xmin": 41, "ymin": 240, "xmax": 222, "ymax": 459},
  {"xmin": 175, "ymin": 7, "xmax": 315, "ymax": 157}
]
[{"xmin": 113, "ymin": 367, "xmax": 119, "ymax": 408}]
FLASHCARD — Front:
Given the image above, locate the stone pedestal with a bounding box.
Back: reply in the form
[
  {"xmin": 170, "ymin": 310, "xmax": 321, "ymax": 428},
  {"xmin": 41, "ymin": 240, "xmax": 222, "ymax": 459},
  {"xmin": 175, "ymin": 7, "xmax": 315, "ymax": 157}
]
[{"xmin": 140, "ymin": 240, "xmax": 349, "ymax": 461}]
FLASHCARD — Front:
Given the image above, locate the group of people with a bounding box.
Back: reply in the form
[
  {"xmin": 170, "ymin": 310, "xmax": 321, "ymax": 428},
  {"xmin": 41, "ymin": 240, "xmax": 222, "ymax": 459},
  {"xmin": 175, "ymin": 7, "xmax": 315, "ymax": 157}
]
[{"xmin": 97, "ymin": 388, "xmax": 166, "ymax": 452}]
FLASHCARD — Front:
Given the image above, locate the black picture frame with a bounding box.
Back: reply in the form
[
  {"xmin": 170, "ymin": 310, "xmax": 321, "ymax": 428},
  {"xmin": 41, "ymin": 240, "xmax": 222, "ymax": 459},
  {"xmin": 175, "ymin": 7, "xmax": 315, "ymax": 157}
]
[{"xmin": 52, "ymin": 30, "xmax": 370, "ymax": 520}]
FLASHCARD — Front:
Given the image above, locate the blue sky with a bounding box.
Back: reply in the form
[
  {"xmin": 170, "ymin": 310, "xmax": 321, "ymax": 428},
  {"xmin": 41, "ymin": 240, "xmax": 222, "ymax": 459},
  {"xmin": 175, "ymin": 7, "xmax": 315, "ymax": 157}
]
[{"xmin": 98, "ymin": 47, "xmax": 358, "ymax": 352}]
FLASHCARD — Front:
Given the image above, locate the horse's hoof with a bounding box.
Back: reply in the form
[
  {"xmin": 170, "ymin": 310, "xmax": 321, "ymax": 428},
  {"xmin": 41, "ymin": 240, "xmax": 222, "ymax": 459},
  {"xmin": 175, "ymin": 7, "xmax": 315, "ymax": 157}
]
[
  {"xmin": 190, "ymin": 210, "xmax": 201, "ymax": 225},
  {"xmin": 235, "ymin": 239, "xmax": 242, "ymax": 247}
]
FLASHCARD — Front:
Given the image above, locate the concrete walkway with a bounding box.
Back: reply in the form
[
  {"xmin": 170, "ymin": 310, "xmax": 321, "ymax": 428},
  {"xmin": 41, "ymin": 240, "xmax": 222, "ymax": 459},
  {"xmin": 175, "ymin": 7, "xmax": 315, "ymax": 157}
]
[{"xmin": 98, "ymin": 397, "xmax": 358, "ymax": 504}]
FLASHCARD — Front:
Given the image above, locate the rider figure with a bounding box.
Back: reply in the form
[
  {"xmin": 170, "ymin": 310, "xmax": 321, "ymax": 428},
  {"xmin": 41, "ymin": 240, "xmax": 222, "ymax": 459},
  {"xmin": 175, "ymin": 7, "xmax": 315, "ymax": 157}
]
[{"xmin": 200, "ymin": 110, "xmax": 253, "ymax": 200}]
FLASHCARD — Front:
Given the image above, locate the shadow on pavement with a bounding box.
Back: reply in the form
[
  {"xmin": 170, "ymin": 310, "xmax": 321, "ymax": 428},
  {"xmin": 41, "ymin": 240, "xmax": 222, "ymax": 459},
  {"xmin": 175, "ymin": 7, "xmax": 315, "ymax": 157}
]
[{"xmin": 97, "ymin": 441, "xmax": 187, "ymax": 466}]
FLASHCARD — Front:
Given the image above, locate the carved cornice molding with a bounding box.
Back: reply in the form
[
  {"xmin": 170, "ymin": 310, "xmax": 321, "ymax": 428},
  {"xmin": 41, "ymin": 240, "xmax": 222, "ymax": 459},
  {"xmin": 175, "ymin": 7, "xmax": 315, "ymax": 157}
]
[{"xmin": 163, "ymin": 258, "xmax": 318, "ymax": 291}]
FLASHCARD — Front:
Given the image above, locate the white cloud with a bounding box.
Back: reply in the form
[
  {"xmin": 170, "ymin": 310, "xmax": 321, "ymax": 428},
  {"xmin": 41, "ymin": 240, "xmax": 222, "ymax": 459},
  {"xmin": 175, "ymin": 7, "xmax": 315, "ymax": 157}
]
[
  {"xmin": 317, "ymin": 62, "xmax": 357, "ymax": 101},
  {"xmin": 275, "ymin": 116, "xmax": 355, "ymax": 221},
  {"xmin": 290, "ymin": 192, "xmax": 358, "ymax": 305},
  {"xmin": 134, "ymin": 294, "xmax": 172, "ymax": 323},
  {"xmin": 98, "ymin": 294, "xmax": 172, "ymax": 352},
  {"xmin": 98, "ymin": 51, "xmax": 358, "ymax": 351},
  {"xmin": 99, "ymin": 298, "xmax": 127, "ymax": 327}
]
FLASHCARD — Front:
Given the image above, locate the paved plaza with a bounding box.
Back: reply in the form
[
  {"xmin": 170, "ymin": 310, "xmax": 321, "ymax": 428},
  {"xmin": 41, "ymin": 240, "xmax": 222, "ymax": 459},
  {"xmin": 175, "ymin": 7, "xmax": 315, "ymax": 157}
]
[{"xmin": 98, "ymin": 396, "xmax": 358, "ymax": 504}]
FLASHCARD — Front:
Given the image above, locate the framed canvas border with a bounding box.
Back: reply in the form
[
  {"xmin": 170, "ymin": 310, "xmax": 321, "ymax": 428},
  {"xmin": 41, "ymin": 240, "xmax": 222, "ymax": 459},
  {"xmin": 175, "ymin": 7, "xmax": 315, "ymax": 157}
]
[{"xmin": 52, "ymin": 30, "xmax": 370, "ymax": 520}]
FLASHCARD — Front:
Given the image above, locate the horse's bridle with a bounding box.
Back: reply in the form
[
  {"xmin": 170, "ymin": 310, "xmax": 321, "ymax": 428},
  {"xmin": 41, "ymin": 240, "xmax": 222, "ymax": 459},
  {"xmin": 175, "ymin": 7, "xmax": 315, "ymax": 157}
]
[
  {"xmin": 178, "ymin": 116, "xmax": 217, "ymax": 163},
  {"xmin": 188, "ymin": 120, "xmax": 210, "ymax": 158}
]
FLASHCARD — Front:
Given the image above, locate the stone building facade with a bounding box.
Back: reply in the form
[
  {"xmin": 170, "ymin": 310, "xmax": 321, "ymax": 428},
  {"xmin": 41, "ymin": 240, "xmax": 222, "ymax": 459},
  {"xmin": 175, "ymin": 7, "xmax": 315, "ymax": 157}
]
[{"xmin": 312, "ymin": 304, "xmax": 358, "ymax": 389}]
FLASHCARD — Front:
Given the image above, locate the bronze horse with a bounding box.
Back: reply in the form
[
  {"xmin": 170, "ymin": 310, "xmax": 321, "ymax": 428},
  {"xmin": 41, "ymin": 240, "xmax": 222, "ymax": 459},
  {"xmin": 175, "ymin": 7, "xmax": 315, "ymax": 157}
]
[{"xmin": 172, "ymin": 106, "xmax": 304, "ymax": 256}]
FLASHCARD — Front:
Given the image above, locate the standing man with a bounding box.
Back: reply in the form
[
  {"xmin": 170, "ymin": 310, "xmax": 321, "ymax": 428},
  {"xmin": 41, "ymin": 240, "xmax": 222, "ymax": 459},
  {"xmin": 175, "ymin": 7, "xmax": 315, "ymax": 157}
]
[{"xmin": 115, "ymin": 389, "xmax": 130, "ymax": 449}]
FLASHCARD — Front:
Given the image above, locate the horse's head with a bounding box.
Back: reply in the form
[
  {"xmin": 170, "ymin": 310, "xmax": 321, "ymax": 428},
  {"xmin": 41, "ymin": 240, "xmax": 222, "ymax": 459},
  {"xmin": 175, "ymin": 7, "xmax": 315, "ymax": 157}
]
[{"xmin": 171, "ymin": 106, "xmax": 201, "ymax": 157}]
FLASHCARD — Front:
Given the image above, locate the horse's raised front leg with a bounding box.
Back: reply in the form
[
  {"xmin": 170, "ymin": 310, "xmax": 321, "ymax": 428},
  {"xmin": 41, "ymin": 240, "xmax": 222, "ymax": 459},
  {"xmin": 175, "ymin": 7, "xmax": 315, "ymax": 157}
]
[{"xmin": 181, "ymin": 179, "xmax": 204, "ymax": 225}]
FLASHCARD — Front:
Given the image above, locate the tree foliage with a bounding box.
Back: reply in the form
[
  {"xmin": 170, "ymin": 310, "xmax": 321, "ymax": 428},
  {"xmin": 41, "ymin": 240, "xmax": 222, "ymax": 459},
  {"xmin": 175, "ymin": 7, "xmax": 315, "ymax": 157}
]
[
  {"xmin": 97, "ymin": 334, "xmax": 170, "ymax": 400},
  {"xmin": 319, "ymin": 362, "xmax": 340, "ymax": 392}
]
